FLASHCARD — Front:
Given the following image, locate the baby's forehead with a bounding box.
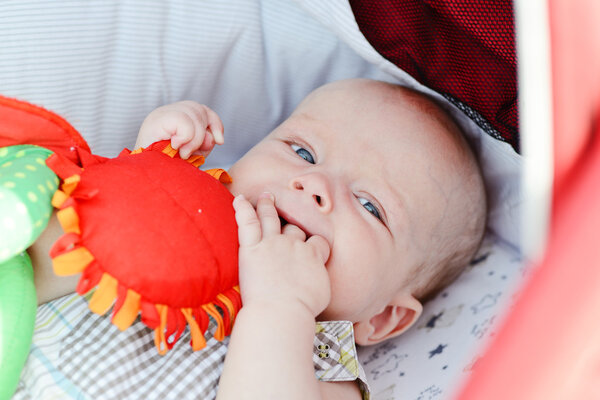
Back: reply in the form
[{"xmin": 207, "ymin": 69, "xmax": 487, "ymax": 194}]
[
  {"xmin": 297, "ymin": 79, "xmax": 468, "ymax": 196},
  {"xmin": 308, "ymin": 80, "xmax": 431, "ymax": 110}
]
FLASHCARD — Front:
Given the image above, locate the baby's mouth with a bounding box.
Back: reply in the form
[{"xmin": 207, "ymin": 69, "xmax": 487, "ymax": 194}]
[
  {"xmin": 277, "ymin": 211, "xmax": 311, "ymax": 238},
  {"xmin": 279, "ymin": 216, "xmax": 288, "ymax": 228},
  {"xmin": 277, "ymin": 210, "xmax": 332, "ymax": 258}
]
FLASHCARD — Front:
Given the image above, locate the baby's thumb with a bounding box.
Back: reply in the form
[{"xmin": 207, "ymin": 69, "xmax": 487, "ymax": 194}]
[{"xmin": 307, "ymin": 235, "xmax": 330, "ymax": 264}]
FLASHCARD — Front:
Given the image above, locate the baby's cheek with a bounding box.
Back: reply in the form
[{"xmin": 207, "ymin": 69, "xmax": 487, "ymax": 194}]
[{"xmin": 319, "ymin": 274, "xmax": 361, "ymax": 321}]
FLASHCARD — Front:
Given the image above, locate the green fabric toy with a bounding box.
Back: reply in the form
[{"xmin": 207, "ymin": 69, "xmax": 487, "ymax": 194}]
[{"xmin": 0, "ymin": 145, "xmax": 58, "ymax": 399}]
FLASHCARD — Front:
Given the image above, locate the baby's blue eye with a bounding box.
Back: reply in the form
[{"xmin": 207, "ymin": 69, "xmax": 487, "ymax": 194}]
[
  {"xmin": 359, "ymin": 197, "xmax": 382, "ymax": 220},
  {"xmin": 290, "ymin": 144, "xmax": 315, "ymax": 164}
]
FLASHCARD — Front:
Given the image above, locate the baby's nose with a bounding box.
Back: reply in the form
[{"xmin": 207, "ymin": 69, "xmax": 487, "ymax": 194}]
[{"xmin": 289, "ymin": 173, "xmax": 332, "ymax": 213}]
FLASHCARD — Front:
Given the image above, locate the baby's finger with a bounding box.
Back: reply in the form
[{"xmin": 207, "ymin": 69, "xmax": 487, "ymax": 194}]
[
  {"xmin": 193, "ymin": 132, "xmax": 215, "ymax": 158},
  {"xmin": 168, "ymin": 113, "xmax": 195, "ymax": 150},
  {"xmin": 178, "ymin": 126, "xmax": 207, "ymax": 159},
  {"xmin": 306, "ymin": 235, "xmax": 331, "ymax": 264},
  {"xmin": 194, "ymin": 108, "xmax": 224, "ymax": 155},
  {"xmin": 233, "ymin": 195, "xmax": 262, "ymax": 247},
  {"xmin": 174, "ymin": 102, "xmax": 210, "ymax": 158},
  {"xmin": 256, "ymin": 192, "xmax": 280, "ymax": 237},
  {"xmin": 205, "ymin": 108, "xmax": 225, "ymax": 145},
  {"xmin": 282, "ymin": 223, "xmax": 306, "ymax": 241}
]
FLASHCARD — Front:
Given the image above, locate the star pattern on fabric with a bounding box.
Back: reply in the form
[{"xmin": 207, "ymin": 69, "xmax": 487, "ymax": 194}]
[
  {"xmin": 426, "ymin": 312, "xmax": 444, "ymax": 329},
  {"xmin": 428, "ymin": 344, "xmax": 447, "ymax": 359}
]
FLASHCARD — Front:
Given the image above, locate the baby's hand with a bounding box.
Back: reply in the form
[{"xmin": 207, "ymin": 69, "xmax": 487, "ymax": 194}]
[
  {"xmin": 136, "ymin": 101, "xmax": 224, "ymax": 159},
  {"xmin": 233, "ymin": 193, "xmax": 331, "ymax": 317}
]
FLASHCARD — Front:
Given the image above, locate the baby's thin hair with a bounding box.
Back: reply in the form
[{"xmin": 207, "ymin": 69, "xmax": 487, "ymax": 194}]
[
  {"xmin": 393, "ymin": 86, "xmax": 487, "ymax": 303},
  {"xmin": 413, "ymin": 164, "xmax": 487, "ymax": 303}
]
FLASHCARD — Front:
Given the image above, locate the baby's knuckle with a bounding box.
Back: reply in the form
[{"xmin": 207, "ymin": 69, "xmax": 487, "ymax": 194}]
[
  {"xmin": 178, "ymin": 100, "xmax": 199, "ymax": 109},
  {"xmin": 244, "ymin": 219, "xmax": 261, "ymax": 229}
]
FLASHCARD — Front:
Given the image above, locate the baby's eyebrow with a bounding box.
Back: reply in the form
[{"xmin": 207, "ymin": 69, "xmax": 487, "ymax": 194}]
[
  {"xmin": 286, "ymin": 113, "xmax": 330, "ymax": 136},
  {"xmin": 377, "ymin": 176, "xmax": 409, "ymax": 236},
  {"xmin": 291, "ymin": 111, "xmax": 319, "ymax": 122}
]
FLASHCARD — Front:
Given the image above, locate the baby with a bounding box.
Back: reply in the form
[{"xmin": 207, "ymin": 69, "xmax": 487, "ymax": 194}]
[{"xmin": 29, "ymin": 78, "xmax": 486, "ymax": 399}]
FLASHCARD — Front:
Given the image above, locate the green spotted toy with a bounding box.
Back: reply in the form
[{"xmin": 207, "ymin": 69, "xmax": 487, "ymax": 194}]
[{"xmin": 0, "ymin": 145, "xmax": 58, "ymax": 399}]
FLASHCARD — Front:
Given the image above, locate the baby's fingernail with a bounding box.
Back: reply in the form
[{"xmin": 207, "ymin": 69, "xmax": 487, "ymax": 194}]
[
  {"xmin": 232, "ymin": 194, "xmax": 245, "ymax": 208},
  {"xmin": 213, "ymin": 129, "xmax": 224, "ymax": 145},
  {"xmin": 260, "ymin": 192, "xmax": 274, "ymax": 201}
]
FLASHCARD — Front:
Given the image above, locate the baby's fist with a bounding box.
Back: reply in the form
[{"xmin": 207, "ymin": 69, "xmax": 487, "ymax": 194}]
[{"xmin": 136, "ymin": 101, "xmax": 224, "ymax": 159}]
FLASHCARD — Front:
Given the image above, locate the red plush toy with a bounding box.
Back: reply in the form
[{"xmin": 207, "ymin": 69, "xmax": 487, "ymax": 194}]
[{"xmin": 47, "ymin": 140, "xmax": 241, "ymax": 354}]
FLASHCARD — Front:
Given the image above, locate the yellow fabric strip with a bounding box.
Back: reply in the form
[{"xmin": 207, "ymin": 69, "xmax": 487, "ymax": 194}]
[
  {"xmin": 56, "ymin": 206, "xmax": 80, "ymax": 234},
  {"xmin": 51, "ymin": 189, "xmax": 69, "ymax": 208},
  {"xmin": 205, "ymin": 168, "xmax": 232, "ymax": 183},
  {"xmin": 112, "ymin": 289, "xmax": 141, "ymax": 331},
  {"xmin": 61, "ymin": 175, "xmax": 80, "ymax": 196},
  {"xmin": 216, "ymin": 293, "xmax": 237, "ymax": 319},
  {"xmin": 52, "ymin": 247, "xmax": 94, "ymax": 276},
  {"xmin": 181, "ymin": 308, "xmax": 207, "ymax": 351},
  {"xmin": 186, "ymin": 154, "xmax": 205, "ymax": 167},
  {"xmin": 88, "ymin": 273, "xmax": 118, "ymax": 315},
  {"xmin": 161, "ymin": 144, "xmax": 178, "ymax": 158},
  {"xmin": 202, "ymin": 303, "xmax": 225, "ymax": 341},
  {"xmin": 154, "ymin": 305, "xmax": 168, "ymax": 355}
]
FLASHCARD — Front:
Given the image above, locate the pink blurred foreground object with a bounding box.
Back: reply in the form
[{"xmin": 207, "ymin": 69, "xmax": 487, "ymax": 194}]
[{"xmin": 458, "ymin": 1, "xmax": 600, "ymax": 399}]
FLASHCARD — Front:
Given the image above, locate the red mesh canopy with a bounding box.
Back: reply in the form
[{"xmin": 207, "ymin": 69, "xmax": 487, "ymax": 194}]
[{"xmin": 350, "ymin": 0, "xmax": 519, "ymax": 152}]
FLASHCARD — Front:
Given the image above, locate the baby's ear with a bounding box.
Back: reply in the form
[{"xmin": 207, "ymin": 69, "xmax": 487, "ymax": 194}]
[{"xmin": 353, "ymin": 294, "xmax": 423, "ymax": 346}]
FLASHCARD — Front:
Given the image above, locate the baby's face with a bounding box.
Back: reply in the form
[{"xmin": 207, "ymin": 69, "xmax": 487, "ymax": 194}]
[{"xmin": 227, "ymin": 80, "xmax": 456, "ymax": 324}]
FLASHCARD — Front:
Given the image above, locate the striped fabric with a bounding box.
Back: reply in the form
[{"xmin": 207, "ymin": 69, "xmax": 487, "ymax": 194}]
[
  {"xmin": 14, "ymin": 293, "xmax": 228, "ymax": 399},
  {"xmin": 314, "ymin": 321, "xmax": 361, "ymax": 381},
  {"xmin": 314, "ymin": 321, "xmax": 370, "ymax": 399},
  {"xmin": 14, "ymin": 294, "xmax": 370, "ymax": 399},
  {"xmin": 0, "ymin": 0, "xmax": 396, "ymax": 167}
]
